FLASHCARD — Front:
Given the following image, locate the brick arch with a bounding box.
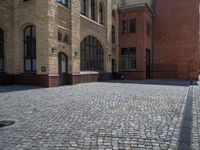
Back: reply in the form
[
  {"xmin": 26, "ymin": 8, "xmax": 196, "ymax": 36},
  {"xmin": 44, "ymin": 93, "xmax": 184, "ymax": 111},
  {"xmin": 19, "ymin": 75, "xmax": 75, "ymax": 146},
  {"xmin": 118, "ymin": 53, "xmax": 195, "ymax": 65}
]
[
  {"xmin": 80, "ymin": 34, "xmax": 107, "ymax": 52},
  {"xmin": 20, "ymin": 22, "xmax": 36, "ymax": 31}
]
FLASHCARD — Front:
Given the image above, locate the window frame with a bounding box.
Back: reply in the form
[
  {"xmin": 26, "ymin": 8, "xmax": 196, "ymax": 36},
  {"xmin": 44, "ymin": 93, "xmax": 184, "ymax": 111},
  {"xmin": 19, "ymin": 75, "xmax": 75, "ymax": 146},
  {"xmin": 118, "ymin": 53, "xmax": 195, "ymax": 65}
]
[
  {"xmin": 81, "ymin": 0, "xmax": 87, "ymax": 16},
  {"xmin": 81, "ymin": 36, "xmax": 104, "ymax": 71},
  {"xmin": 120, "ymin": 47, "xmax": 136, "ymax": 70},
  {"xmin": 24, "ymin": 25, "xmax": 36, "ymax": 73}
]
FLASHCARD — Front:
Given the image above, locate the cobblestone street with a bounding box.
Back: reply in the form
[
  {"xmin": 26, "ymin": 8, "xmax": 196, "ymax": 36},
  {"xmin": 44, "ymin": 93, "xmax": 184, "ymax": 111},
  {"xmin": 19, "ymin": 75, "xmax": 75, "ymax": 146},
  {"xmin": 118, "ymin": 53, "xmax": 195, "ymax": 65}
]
[{"xmin": 0, "ymin": 80, "xmax": 196, "ymax": 149}]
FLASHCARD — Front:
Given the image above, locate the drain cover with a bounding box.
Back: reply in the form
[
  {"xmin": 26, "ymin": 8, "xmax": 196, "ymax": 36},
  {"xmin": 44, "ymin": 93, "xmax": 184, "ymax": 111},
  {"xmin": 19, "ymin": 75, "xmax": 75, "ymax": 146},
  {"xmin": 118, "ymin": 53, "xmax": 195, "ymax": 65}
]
[{"xmin": 0, "ymin": 120, "xmax": 15, "ymax": 128}]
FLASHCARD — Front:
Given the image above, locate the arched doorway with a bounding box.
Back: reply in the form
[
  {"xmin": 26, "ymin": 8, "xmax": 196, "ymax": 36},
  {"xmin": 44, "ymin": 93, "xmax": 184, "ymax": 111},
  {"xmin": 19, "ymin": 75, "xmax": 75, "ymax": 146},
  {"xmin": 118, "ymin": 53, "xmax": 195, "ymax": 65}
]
[
  {"xmin": 80, "ymin": 36, "xmax": 104, "ymax": 71},
  {"xmin": 58, "ymin": 52, "xmax": 68, "ymax": 85}
]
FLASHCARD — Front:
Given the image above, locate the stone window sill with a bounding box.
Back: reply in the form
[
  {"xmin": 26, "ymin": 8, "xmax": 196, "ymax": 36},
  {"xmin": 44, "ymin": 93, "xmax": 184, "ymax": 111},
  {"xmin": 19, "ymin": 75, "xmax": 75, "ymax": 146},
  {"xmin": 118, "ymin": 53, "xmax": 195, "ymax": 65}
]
[{"xmin": 80, "ymin": 71, "xmax": 101, "ymax": 75}]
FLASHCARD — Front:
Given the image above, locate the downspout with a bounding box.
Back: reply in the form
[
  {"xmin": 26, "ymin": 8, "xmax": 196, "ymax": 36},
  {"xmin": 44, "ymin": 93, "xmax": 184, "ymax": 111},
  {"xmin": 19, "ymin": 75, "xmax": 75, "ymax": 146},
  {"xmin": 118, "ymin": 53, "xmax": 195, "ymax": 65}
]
[{"xmin": 151, "ymin": 0, "xmax": 155, "ymax": 79}]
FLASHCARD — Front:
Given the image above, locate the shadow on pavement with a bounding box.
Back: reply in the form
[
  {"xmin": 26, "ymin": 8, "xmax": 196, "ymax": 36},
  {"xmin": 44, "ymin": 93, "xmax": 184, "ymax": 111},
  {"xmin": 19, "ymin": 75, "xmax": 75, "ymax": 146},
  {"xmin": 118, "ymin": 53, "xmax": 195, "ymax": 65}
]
[
  {"xmin": 0, "ymin": 85, "xmax": 42, "ymax": 93},
  {"xmin": 103, "ymin": 79, "xmax": 196, "ymax": 87}
]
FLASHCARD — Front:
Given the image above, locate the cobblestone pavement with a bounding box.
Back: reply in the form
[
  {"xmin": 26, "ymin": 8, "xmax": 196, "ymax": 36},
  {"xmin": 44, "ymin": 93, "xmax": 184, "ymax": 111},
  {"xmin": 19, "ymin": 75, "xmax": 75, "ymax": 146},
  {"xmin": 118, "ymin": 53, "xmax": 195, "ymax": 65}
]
[
  {"xmin": 192, "ymin": 81, "xmax": 200, "ymax": 150},
  {"xmin": 0, "ymin": 80, "xmax": 190, "ymax": 150}
]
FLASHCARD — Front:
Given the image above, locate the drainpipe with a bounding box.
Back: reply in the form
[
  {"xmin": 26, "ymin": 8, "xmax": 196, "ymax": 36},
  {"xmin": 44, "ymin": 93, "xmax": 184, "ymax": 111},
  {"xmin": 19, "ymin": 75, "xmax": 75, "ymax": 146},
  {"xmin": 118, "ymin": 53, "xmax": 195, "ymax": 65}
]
[{"xmin": 151, "ymin": 0, "xmax": 155, "ymax": 79}]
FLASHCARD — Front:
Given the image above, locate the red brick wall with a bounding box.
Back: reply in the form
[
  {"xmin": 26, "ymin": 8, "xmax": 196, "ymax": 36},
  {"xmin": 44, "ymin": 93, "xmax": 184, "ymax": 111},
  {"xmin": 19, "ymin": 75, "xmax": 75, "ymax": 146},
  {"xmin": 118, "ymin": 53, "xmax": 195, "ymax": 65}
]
[
  {"xmin": 118, "ymin": 6, "xmax": 152, "ymax": 80},
  {"xmin": 153, "ymin": 0, "xmax": 199, "ymax": 80}
]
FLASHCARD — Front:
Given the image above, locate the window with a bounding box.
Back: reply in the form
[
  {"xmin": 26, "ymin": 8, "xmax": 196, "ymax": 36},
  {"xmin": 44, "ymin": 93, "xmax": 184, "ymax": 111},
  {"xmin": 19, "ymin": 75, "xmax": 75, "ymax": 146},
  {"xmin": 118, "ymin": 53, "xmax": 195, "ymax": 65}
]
[
  {"xmin": 81, "ymin": 0, "xmax": 86, "ymax": 15},
  {"xmin": 130, "ymin": 18, "xmax": 136, "ymax": 33},
  {"xmin": 147, "ymin": 22, "xmax": 151, "ymax": 36},
  {"xmin": 57, "ymin": 0, "xmax": 68, "ymax": 7},
  {"xmin": 58, "ymin": 32, "xmax": 62, "ymax": 42},
  {"xmin": 81, "ymin": 36, "xmax": 104, "ymax": 71},
  {"xmin": 63, "ymin": 34, "xmax": 69, "ymax": 44},
  {"xmin": 91, "ymin": 0, "xmax": 96, "ymax": 21},
  {"xmin": 0, "ymin": 28, "xmax": 4, "ymax": 72},
  {"xmin": 99, "ymin": 2, "xmax": 104, "ymax": 25},
  {"xmin": 112, "ymin": 25, "xmax": 115, "ymax": 43},
  {"xmin": 122, "ymin": 20, "xmax": 128, "ymax": 34},
  {"xmin": 121, "ymin": 48, "xmax": 136, "ymax": 69},
  {"xmin": 24, "ymin": 25, "xmax": 36, "ymax": 73}
]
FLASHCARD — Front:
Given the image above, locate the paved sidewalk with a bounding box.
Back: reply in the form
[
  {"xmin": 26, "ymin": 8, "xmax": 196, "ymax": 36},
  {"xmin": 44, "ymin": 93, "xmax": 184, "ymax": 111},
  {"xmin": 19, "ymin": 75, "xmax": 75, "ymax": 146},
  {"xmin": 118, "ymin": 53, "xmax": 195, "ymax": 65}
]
[{"xmin": 0, "ymin": 80, "xmax": 190, "ymax": 149}]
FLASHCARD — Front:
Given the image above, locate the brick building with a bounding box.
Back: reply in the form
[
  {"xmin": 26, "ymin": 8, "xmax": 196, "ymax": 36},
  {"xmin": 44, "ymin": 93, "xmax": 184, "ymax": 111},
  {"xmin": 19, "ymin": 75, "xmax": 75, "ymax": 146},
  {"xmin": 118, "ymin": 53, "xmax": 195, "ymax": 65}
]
[{"xmin": 0, "ymin": 0, "xmax": 199, "ymax": 87}]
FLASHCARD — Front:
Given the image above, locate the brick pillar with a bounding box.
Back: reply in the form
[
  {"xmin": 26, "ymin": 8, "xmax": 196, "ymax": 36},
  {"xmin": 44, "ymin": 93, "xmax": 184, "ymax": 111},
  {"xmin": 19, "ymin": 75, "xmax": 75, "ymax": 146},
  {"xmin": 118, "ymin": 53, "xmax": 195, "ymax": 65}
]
[
  {"xmin": 70, "ymin": 0, "xmax": 81, "ymax": 84},
  {"xmin": 105, "ymin": 1, "xmax": 112, "ymax": 73},
  {"xmin": 47, "ymin": 0, "xmax": 59, "ymax": 86}
]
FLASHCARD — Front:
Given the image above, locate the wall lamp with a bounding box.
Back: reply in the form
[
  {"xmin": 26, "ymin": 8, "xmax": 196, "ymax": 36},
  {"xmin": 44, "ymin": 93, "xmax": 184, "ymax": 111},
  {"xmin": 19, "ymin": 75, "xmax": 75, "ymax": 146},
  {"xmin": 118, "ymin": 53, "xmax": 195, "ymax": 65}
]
[{"xmin": 51, "ymin": 48, "xmax": 57, "ymax": 53}]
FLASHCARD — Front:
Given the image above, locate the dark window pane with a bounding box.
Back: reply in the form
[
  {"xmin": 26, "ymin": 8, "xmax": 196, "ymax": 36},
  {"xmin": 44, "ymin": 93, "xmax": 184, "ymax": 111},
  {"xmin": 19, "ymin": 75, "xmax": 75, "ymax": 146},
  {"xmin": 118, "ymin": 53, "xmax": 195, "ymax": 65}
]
[
  {"xmin": 0, "ymin": 58, "xmax": 3, "ymax": 70},
  {"xmin": 0, "ymin": 29, "xmax": 4, "ymax": 41},
  {"xmin": 25, "ymin": 42, "xmax": 32, "ymax": 57},
  {"xmin": 0, "ymin": 42, "xmax": 4, "ymax": 57},
  {"xmin": 81, "ymin": 36, "xmax": 104, "ymax": 71},
  {"xmin": 25, "ymin": 27, "xmax": 31, "ymax": 41},
  {"xmin": 91, "ymin": 0, "xmax": 96, "ymax": 21},
  {"xmin": 63, "ymin": 34, "xmax": 68, "ymax": 43},
  {"xmin": 121, "ymin": 48, "xmax": 136, "ymax": 69},
  {"xmin": 112, "ymin": 26, "xmax": 115, "ymax": 43},
  {"xmin": 130, "ymin": 18, "xmax": 136, "ymax": 33},
  {"xmin": 58, "ymin": 32, "xmax": 62, "ymax": 42},
  {"xmin": 81, "ymin": 0, "xmax": 86, "ymax": 15},
  {"xmin": 24, "ymin": 25, "xmax": 36, "ymax": 72}
]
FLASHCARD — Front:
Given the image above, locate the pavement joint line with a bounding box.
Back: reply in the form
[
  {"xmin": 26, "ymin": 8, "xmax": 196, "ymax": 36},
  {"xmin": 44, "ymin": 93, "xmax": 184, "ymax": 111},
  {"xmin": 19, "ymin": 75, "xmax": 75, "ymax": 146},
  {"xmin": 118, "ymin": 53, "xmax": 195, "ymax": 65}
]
[{"xmin": 178, "ymin": 81, "xmax": 193, "ymax": 150}]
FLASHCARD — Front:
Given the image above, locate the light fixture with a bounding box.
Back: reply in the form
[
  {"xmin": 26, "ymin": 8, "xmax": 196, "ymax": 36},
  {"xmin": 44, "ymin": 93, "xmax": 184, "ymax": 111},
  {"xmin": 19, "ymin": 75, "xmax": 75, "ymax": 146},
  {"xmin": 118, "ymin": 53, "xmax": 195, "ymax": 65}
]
[
  {"xmin": 109, "ymin": 54, "xmax": 112, "ymax": 60},
  {"xmin": 75, "ymin": 51, "xmax": 79, "ymax": 58},
  {"xmin": 52, "ymin": 48, "xmax": 56, "ymax": 53}
]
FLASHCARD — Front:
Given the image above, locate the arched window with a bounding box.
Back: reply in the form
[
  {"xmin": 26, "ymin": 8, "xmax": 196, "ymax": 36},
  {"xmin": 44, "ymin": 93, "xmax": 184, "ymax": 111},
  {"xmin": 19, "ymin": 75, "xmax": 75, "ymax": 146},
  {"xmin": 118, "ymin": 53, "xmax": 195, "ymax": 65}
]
[
  {"xmin": 99, "ymin": 2, "xmax": 104, "ymax": 25},
  {"xmin": 24, "ymin": 25, "xmax": 36, "ymax": 72},
  {"xmin": 81, "ymin": 0, "xmax": 86, "ymax": 15},
  {"xmin": 91, "ymin": 0, "xmax": 96, "ymax": 21},
  {"xmin": 112, "ymin": 25, "xmax": 116, "ymax": 43},
  {"xmin": 0, "ymin": 28, "xmax": 4, "ymax": 71},
  {"xmin": 81, "ymin": 36, "xmax": 104, "ymax": 71}
]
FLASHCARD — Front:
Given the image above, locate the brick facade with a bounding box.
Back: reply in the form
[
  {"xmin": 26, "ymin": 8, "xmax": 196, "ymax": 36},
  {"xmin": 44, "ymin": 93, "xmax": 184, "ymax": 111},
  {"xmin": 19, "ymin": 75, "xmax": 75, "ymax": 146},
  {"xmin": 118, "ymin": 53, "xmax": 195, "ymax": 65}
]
[
  {"xmin": 0, "ymin": 0, "xmax": 199, "ymax": 87},
  {"xmin": 118, "ymin": 4, "xmax": 152, "ymax": 80}
]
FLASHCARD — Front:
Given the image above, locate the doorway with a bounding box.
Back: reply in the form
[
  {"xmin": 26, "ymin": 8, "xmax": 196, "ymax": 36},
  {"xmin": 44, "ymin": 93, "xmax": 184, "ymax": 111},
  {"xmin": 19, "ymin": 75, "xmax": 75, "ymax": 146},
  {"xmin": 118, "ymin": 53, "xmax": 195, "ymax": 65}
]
[
  {"xmin": 146, "ymin": 49, "xmax": 151, "ymax": 79},
  {"xmin": 58, "ymin": 52, "xmax": 68, "ymax": 85}
]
